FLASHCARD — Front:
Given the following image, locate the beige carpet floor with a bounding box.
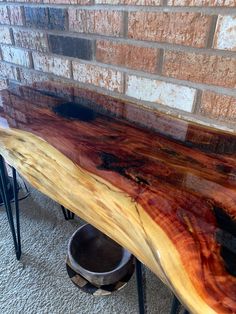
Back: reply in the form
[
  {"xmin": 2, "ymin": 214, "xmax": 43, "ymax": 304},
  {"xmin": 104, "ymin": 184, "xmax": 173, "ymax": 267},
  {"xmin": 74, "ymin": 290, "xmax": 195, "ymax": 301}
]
[{"xmin": 0, "ymin": 183, "xmax": 176, "ymax": 314}]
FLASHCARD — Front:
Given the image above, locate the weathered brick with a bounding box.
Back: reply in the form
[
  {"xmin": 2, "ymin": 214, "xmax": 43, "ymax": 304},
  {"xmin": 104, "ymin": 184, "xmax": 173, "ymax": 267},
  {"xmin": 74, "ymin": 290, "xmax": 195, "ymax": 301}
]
[
  {"xmin": 48, "ymin": 8, "xmax": 67, "ymax": 31},
  {"xmin": 7, "ymin": 0, "xmax": 41, "ymax": 2},
  {"xmin": 96, "ymin": 40, "xmax": 159, "ymax": 73},
  {"xmin": 69, "ymin": 9, "xmax": 123, "ymax": 37},
  {"xmin": 11, "ymin": 0, "xmax": 41, "ymax": 2},
  {"xmin": 214, "ymin": 15, "xmax": 236, "ymax": 51},
  {"xmin": 13, "ymin": 29, "xmax": 48, "ymax": 52},
  {"xmin": 72, "ymin": 61, "xmax": 123, "ymax": 92},
  {"xmin": 11, "ymin": 0, "xmax": 44, "ymax": 3},
  {"xmin": 163, "ymin": 51, "xmax": 236, "ymax": 88},
  {"xmin": 167, "ymin": 0, "xmax": 236, "ymax": 6},
  {"xmin": 200, "ymin": 91, "xmax": 236, "ymax": 121},
  {"xmin": 0, "ymin": 6, "xmax": 10, "ymax": 25},
  {"xmin": 8, "ymin": 6, "xmax": 24, "ymax": 25},
  {"xmin": 18, "ymin": 67, "xmax": 50, "ymax": 84},
  {"xmin": 43, "ymin": 0, "xmax": 92, "ymax": 3},
  {"xmin": 49, "ymin": 35, "xmax": 93, "ymax": 60},
  {"xmin": 24, "ymin": 7, "xmax": 67, "ymax": 30},
  {"xmin": 126, "ymin": 75, "xmax": 196, "ymax": 112},
  {"xmin": 33, "ymin": 52, "xmax": 71, "ymax": 78},
  {"xmin": 1, "ymin": 45, "xmax": 31, "ymax": 67},
  {"xmin": 0, "ymin": 61, "xmax": 18, "ymax": 80},
  {"xmin": 0, "ymin": 77, "xmax": 8, "ymax": 90},
  {"xmin": 95, "ymin": 0, "xmax": 161, "ymax": 3},
  {"xmin": 0, "ymin": 26, "xmax": 12, "ymax": 44},
  {"xmin": 24, "ymin": 7, "xmax": 48, "ymax": 29},
  {"xmin": 128, "ymin": 12, "xmax": 212, "ymax": 48}
]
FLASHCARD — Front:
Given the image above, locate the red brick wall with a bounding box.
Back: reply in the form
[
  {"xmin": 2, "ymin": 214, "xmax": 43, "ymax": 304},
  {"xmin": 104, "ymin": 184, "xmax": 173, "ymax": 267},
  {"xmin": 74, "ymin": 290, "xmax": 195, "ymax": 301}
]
[{"xmin": 0, "ymin": 1, "xmax": 235, "ymax": 130}]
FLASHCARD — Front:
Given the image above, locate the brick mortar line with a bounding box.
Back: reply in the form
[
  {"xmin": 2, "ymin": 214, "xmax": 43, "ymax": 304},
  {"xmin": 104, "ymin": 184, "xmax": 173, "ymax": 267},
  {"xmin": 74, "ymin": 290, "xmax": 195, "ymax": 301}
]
[
  {"xmin": 92, "ymin": 39, "xmax": 96, "ymax": 62},
  {"xmin": 6, "ymin": 5, "xmax": 11, "ymax": 25},
  {"xmin": 1, "ymin": 3, "xmax": 236, "ymax": 14},
  {"xmin": 1, "ymin": 57, "xmax": 235, "ymax": 97},
  {"xmin": 122, "ymin": 71, "xmax": 126, "ymax": 94},
  {"xmin": 29, "ymin": 51, "xmax": 34, "ymax": 69},
  {"xmin": 156, "ymin": 48, "xmax": 164, "ymax": 74},
  {"xmin": 123, "ymin": 10, "xmax": 128, "ymax": 38},
  {"xmin": 9, "ymin": 27, "xmax": 15, "ymax": 46},
  {"xmin": 192, "ymin": 89, "xmax": 202, "ymax": 114},
  {"xmin": 7, "ymin": 67, "xmax": 236, "ymax": 132},
  {"xmin": 206, "ymin": 15, "xmax": 218, "ymax": 48},
  {"xmin": 122, "ymin": 73, "xmax": 127, "ymax": 94},
  {"xmin": 69, "ymin": 58, "xmax": 73, "ymax": 80},
  {"xmin": 64, "ymin": 6, "xmax": 69, "ymax": 32},
  {"xmin": 45, "ymin": 32, "xmax": 50, "ymax": 54},
  {"xmin": 5, "ymin": 25, "xmax": 236, "ymax": 58},
  {"xmin": 20, "ymin": 5, "xmax": 26, "ymax": 26}
]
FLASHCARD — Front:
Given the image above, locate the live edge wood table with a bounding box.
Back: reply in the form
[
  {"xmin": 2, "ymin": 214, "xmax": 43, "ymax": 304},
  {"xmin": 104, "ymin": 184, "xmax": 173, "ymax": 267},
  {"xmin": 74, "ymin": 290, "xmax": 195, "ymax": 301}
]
[{"xmin": 0, "ymin": 82, "xmax": 235, "ymax": 314}]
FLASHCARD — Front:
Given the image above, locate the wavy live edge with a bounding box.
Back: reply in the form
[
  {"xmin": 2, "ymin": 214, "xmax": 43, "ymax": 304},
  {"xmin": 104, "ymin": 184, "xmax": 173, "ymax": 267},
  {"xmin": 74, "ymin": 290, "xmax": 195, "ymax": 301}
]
[{"xmin": 0, "ymin": 82, "xmax": 235, "ymax": 314}]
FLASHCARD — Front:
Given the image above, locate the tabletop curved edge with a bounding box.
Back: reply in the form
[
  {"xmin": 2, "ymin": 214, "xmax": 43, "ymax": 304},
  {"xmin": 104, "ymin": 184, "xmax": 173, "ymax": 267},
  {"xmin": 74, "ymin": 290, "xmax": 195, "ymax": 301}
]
[
  {"xmin": 0, "ymin": 82, "xmax": 235, "ymax": 314},
  {"xmin": 0, "ymin": 127, "xmax": 215, "ymax": 314}
]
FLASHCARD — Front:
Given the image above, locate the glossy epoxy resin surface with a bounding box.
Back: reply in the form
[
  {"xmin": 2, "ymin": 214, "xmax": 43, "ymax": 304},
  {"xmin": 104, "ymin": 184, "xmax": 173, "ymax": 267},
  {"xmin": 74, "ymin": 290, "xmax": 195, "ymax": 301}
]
[{"xmin": 0, "ymin": 82, "xmax": 235, "ymax": 314}]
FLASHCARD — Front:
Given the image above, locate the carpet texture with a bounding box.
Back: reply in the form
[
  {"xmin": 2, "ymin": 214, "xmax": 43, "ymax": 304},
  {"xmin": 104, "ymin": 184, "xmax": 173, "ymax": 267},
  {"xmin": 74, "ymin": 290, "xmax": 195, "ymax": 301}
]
[{"xmin": 0, "ymin": 183, "xmax": 174, "ymax": 314}]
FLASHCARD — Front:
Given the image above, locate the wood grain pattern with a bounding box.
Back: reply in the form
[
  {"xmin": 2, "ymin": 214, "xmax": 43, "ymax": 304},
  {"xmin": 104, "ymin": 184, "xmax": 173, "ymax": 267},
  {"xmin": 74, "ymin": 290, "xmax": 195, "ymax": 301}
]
[{"xmin": 0, "ymin": 82, "xmax": 235, "ymax": 314}]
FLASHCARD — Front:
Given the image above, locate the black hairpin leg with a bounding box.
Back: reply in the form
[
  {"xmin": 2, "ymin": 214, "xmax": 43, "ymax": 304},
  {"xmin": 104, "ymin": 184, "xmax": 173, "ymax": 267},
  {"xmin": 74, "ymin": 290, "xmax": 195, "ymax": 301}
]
[
  {"xmin": 171, "ymin": 295, "xmax": 182, "ymax": 314},
  {"xmin": 61, "ymin": 205, "xmax": 74, "ymax": 220},
  {"xmin": 135, "ymin": 259, "xmax": 145, "ymax": 314},
  {"xmin": 0, "ymin": 156, "xmax": 21, "ymax": 260},
  {"xmin": 171, "ymin": 295, "xmax": 190, "ymax": 314}
]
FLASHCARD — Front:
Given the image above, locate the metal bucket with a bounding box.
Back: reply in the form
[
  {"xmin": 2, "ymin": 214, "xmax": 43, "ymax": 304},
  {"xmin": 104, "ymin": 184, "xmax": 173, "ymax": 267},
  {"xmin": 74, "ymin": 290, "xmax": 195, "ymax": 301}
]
[{"xmin": 68, "ymin": 224, "xmax": 134, "ymax": 287}]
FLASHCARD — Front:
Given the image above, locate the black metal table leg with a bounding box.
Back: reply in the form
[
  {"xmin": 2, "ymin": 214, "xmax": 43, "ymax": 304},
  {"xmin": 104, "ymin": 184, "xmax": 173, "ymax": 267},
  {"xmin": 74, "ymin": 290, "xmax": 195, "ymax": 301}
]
[
  {"xmin": 135, "ymin": 259, "xmax": 145, "ymax": 314},
  {"xmin": 171, "ymin": 295, "xmax": 190, "ymax": 314},
  {"xmin": 12, "ymin": 167, "xmax": 21, "ymax": 258},
  {"xmin": 61, "ymin": 205, "xmax": 74, "ymax": 220},
  {"xmin": 170, "ymin": 295, "xmax": 182, "ymax": 314},
  {"xmin": 0, "ymin": 156, "xmax": 21, "ymax": 260}
]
